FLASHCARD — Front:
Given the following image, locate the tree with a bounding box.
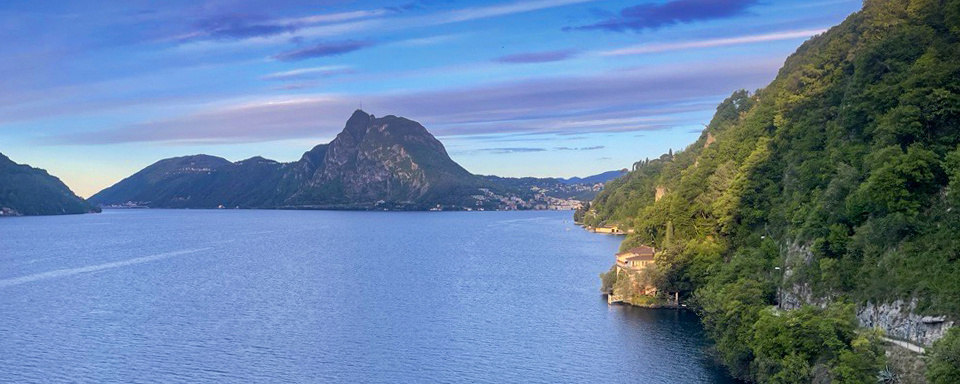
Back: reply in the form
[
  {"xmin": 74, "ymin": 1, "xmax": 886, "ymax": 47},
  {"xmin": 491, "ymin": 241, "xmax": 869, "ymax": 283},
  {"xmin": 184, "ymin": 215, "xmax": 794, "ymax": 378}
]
[{"xmin": 927, "ymin": 327, "xmax": 960, "ymax": 384}]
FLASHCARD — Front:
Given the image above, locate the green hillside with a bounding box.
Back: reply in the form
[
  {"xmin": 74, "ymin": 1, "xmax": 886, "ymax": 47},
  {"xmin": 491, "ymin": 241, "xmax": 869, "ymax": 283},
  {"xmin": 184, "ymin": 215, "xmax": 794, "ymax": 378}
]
[
  {"xmin": 0, "ymin": 152, "xmax": 98, "ymax": 216},
  {"xmin": 582, "ymin": 0, "xmax": 960, "ymax": 382}
]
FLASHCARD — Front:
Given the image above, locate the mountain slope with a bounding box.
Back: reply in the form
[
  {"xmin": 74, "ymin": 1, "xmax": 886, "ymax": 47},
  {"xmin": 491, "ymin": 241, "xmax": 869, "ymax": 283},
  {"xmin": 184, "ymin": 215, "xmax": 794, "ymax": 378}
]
[
  {"xmin": 558, "ymin": 169, "xmax": 627, "ymax": 185},
  {"xmin": 584, "ymin": 0, "xmax": 960, "ymax": 381},
  {"xmin": 91, "ymin": 110, "xmax": 592, "ymax": 210},
  {"xmin": 285, "ymin": 111, "xmax": 484, "ymax": 208},
  {"xmin": 0, "ymin": 153, "xmax": 98, "ymax": 216}
]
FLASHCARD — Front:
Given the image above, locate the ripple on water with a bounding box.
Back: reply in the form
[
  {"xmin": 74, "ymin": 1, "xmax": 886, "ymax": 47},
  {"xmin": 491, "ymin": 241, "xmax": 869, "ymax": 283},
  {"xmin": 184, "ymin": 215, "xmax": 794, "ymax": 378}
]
[{"xmin": 0, "ymin": 210, "xmax": 736, "ymax": 383}]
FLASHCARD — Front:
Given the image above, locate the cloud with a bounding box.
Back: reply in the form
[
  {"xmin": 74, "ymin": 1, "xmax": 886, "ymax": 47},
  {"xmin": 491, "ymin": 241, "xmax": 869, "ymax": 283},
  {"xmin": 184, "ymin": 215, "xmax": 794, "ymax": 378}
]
[
  {"xmin": 597, "ymin": 29, "xmax": 827, "ymax": 56},
  {"xmin": 260, "ymin": 65, "xmax": 355, "ymax": 81},
  {"xmin": 39, "ymin": 59, "xmax": 782, "ymax": 145},
  {"xmin": 556, "ymin": 145, "xmax": 605, "ymax": 151},
  {"xmin": 429, "ymin": 0, "xmax": 598, "ymax": 25},
  {"xmin": 496, "ymin": 50, "xmax": 578, "ymax": 64},
  {"xmin": 569, "ymin": 0, "xmax": 759, "ymax": 32},
  {"xmin": 39, "ymin": 96, "xmax": 358, "ymax": 145},
  {"xmin": 173, "ymin": 0, "xmax": 598, "ymax": 47},
  {"xmin": 385, "ymin": 2, "xmax": 426, "ymax": 13},
  {"xmin": 477, "ymin": 147, "xmax": 548, "ymax": 154},
  {"xmin": 168, "ymin": 8, "xmax": 394, "ymax": 43},
  {"xmin": 275, "ymin": 10, "xmax": 392, "ymax": 26},
  {"xmin": 196, "ymin": 14, "xmax": 297, "ymax": 40},
  {"xmin": 393, "ymin": 33, "xmax": 469, "ymax": 47},
  {"xmin": 272, "ymin": 41, "xmax": 375, "ymax": 61}
]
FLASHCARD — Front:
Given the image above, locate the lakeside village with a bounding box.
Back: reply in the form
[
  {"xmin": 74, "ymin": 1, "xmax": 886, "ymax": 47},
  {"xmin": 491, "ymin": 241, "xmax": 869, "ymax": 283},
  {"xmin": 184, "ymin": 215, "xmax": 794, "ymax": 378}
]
[
  {"xmin": 446, "ymin": 186, "xmax": 595, "ymax": 211},
  {"xmin": 578, "ymin": 222, "xmax": 681, "ymax": 308}
]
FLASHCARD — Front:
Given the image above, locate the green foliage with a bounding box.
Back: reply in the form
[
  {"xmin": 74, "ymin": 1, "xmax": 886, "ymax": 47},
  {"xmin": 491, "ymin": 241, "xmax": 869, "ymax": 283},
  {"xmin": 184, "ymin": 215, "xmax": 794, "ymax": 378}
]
[
  {"xmin": 0, "ymin": 153, "xmax": 97, "ymax": 216},
  {"xmin": 751, "ymin": 304, "xmax": 884, "ymax": 384},
  {"xmin": 587, "ymin": 0, "xmax": 960, "ymax": 381},
  {"xmin": 599, "ymin": 266, "xmax": 617, "ymax": 292},
  {"xmin": 926, "ymin": 327, "xmax": 960, "ymax": 384}
]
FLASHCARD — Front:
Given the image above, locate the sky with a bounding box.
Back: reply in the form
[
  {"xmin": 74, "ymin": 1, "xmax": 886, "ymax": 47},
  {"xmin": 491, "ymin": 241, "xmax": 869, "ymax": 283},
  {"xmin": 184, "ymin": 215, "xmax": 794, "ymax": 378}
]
[{"xmin": 0, "ymin": 0, "xmax": 862, "ymax": 197}]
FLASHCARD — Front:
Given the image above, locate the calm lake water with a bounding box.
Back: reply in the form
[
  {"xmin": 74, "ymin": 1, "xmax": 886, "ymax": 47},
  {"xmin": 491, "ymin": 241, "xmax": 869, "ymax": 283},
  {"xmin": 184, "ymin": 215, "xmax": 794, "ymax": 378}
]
[{"xmin": 0, "ymin": 209, "xmax": 736, "ymax": 383}]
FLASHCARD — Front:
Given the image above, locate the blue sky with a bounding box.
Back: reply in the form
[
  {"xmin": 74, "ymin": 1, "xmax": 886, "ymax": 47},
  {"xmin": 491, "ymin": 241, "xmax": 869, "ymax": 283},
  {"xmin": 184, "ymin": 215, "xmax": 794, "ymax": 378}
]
[{"xmin": 0, "ymin": 0, "xmax": 862, "ymax": 197}]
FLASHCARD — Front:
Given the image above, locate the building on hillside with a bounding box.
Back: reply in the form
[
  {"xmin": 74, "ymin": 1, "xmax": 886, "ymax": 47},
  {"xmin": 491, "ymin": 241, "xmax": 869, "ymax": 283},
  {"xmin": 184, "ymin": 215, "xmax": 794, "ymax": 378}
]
[
  {"xmin": 616, "ymin": 246, "xmax": 655, "ymax": 270},
  {"xmin": 615, "ymin": 245, "xmax": 657, "ymax": 296},
  {"xmin": 593, "ymin": 225, "xmax": 625, "ymax": 235}
]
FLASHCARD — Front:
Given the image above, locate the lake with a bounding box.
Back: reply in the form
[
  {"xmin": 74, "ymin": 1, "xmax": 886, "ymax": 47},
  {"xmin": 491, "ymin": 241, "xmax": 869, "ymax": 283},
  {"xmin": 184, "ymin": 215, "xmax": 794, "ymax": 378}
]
[{"xmin": 0, "ymin": 209, "xmax": 736, "ymax": 383}]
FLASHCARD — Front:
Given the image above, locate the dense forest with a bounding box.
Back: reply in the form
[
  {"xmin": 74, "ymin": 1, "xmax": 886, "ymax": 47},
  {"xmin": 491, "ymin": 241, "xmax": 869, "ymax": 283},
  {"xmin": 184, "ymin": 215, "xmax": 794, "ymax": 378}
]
[
  {"xmin": 581, "ymin": 0, "xmax": 960, "ymax": 382},
  {"xmin": 0, "ymin": 152, "xmax": 98, "ymax": 216}
]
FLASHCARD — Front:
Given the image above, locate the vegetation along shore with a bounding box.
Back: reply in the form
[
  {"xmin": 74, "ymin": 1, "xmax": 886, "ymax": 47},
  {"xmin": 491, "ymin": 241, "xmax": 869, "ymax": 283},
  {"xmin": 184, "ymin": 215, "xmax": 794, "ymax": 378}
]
[{"xmin": 577, "ymin": 0, "xmax": 960, "ymax": 382}]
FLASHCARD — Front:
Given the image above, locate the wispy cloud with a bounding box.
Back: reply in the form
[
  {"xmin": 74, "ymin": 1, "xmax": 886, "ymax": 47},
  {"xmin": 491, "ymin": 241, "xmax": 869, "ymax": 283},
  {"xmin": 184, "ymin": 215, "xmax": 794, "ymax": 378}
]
[
  {"xmin": 258, "ymin": 0, "xmax": 600, "ymax": 45},
  {"xmin": 569, "ymin": 0, "xmax": 759, "ymax": 32},
  {"xmin": 385, "ymin": 2, "xmax": 426, "ymax": 13},
  {"xmin": 275, "ymin": 10, "xmax": 392, "ymax": 26},
  {"xmin": 597, "ymin": 29, "xmax": 826, "ymax": 56},
  {"xmin": 556, "ymin": 145, "xmax": 605, "ymax": 151},
  {"xmin": 260, "ymin": 65, "xmax": 355, "ymax": 81},
  {"xmin": 169, "ymin": 9, "xmax": 393, "ymax": 43},
  {"xmin": 477, "ymin": 147, "xmax": 547, "ymax": 154},
  {"xmin": 39, "ymin": 96, "xmax": 356, "ymax": 145},
  {"xmin": 39, "ymin": 59, "xmax": 782, "ymax": 145},
  {"xmin": 428, "ymin": 0, "xmax": 598, "ymax": 25},
  {"xmin": 272, "ymin": 41, "xmax": 375, "ymax": 61},
  {"xmin": 393, "ymin": 33, "xmax": 470, "ymax": 47},
  {"xmin": 496, "ymin": 49, "xmax": 578, "ymax": 64},
  {"xmin": 195, "ymin": 14, "xmax": 297, "ymax": 40}
]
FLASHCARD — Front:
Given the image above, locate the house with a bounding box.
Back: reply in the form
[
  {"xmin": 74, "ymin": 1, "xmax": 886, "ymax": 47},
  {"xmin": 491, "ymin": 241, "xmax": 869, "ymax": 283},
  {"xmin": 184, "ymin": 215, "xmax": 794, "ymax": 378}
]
[
  {"xmin": 593, "ymin": 225, "xmax": 625, "ymax": 235},
  {"xmin": 616, "ymin": 245, "xmax": 655, "ymax": 270},
  {"xmin": 615, "ymin": 245, "xmax": 658, "ymax": 296}
]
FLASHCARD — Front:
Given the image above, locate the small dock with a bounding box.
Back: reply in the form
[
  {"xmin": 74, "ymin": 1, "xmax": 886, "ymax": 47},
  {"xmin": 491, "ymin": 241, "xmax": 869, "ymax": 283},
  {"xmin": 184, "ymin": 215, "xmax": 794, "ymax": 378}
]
[{"xmin": 605, "ymin": 292, "xmax": 624, "ymax": 304}]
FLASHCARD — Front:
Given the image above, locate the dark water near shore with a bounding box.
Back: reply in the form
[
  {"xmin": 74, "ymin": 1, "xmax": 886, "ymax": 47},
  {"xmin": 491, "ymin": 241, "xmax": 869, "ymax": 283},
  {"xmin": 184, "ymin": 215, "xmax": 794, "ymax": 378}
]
[{"xmin": 0, "ymin": 210, "xmax": 736, "ymax": 383}]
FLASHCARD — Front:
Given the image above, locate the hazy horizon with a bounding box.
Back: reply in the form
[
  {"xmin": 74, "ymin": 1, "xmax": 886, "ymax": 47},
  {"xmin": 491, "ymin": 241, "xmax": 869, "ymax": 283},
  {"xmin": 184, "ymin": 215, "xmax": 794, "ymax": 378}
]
[{"xmin": 0, "ymin": 0, "xmax": 860, "ymax": 197}]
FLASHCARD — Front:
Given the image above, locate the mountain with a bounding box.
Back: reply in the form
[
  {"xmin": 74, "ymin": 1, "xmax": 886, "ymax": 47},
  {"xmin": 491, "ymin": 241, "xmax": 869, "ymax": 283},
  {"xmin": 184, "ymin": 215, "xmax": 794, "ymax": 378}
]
[
  {"xmin": 91, "ymin": 110, "xmax": 597, "ymax": 211},
  {"xmin": 0, "ymin": 152, "xmax": 99, "ymax": 216},
  {"xmin": 583, "ymin": 0, "xmax": 960, "ymax": 382},
  {"xmin": 558, "ymin": 169, "xmax": 627, "ymax": 185},
  {"xmin": 87, "ymin": 154, "xmax": 290, "ymax": 209},
  {"xmin": 283, "ymin": 111, "xmax": 484, "ymax": 208}
]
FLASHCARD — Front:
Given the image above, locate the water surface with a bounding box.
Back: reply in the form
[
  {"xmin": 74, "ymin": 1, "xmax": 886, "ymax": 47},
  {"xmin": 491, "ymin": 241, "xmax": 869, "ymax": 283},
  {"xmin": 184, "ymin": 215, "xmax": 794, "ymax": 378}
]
[{"xmin": 0, "ymin": 210, "xmax": 735, "ymax": 383}]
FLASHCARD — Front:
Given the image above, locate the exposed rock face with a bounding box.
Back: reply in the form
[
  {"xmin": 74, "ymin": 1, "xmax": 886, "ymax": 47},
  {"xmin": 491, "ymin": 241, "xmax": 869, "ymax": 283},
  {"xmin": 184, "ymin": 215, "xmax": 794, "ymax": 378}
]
[
  {"xmin": 310, "ymin": 112, "xmax": 443, "ymax": 203},
  {"xmin": 858, "ymin": 300, "xmax": 954, "ymax": 347},
  {"xmin": 286, "ymin": 111, "xmax": 476, "ymax": 207},
  {"xmin": 654, "ymin": 186, "xmax": 667, "ymax": 202},
  {"xmin": 780, "ymin": 241, "xmax": 954, "ymax": 347}
]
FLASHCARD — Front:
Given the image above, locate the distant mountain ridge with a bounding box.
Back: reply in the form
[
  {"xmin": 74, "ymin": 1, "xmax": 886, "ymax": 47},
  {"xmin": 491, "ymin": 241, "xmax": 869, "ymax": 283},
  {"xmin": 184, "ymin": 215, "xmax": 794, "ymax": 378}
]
[
  {"xmin": 0, "ymin": 152, "xmax": 99, "ymax": 216},
  {"xmin": 557, "ymin": 169, "xmax": 627, "ymax": 185},
  {"xmin": 90, "ymin": 110, "xmax": 608, "ymax": 211}
]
